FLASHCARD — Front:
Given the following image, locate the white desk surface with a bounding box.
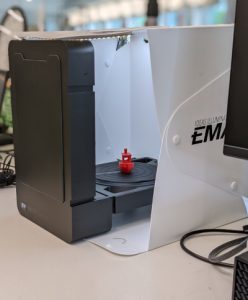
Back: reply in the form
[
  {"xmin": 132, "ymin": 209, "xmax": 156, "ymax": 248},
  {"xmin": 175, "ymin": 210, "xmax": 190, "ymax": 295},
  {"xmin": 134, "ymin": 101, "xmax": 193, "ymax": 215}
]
[{"xmin": 0, "ymin": 187, "xmax": 247, "ymax": 300}]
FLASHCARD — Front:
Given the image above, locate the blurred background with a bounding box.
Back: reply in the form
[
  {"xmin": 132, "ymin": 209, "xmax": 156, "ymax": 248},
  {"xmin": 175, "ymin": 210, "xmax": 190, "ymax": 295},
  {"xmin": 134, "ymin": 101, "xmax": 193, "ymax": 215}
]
[
  {"xmin": 0, "ymin": 0, "xmax": 236, "ymax": 31},
  {"xmin": 0, "ymin": 0, "xmax": 238, "ymax": 145}
]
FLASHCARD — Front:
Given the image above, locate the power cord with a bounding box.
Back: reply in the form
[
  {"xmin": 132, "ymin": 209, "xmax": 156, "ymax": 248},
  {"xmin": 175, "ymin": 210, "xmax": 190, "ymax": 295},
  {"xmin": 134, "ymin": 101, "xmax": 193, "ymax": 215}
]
[{"xmin": 180, "ymin": 226, "xmax": 248, "ymax": 268}]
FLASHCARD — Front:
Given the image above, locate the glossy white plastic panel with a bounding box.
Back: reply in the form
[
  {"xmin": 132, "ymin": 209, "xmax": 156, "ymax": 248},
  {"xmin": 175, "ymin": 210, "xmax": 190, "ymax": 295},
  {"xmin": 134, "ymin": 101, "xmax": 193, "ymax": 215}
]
[
  {"xmin": 90, "ymin": 31, "xmax": 160, "ymax": 255},
  {"xmin": 148, "ymin": 26, "xmax": 247, "ymax": 250},
  {"xmin": 147, "ymin": 26, "xmax": 235, "ymax": 134},
  {"xmin": 166, "ymin": 70, "xmax": 248, "ymax": 197},
  {"xmin": 93, "ymin": 38, "xmax": 131, "ymax": 164},
  {"xmin": 93, "ymin": 32, "xmax": 161, "ymax": 165},
  {"xmin": 129, "ymin": 32, "xmax": 161, "ymax": 159},
  {"xmin": 89, "ymin": 206, "xmax": 151, "ymax": 255},
  {"xmin": 89, "ymin": 26, "xmax": 247, "ymax": 255}
]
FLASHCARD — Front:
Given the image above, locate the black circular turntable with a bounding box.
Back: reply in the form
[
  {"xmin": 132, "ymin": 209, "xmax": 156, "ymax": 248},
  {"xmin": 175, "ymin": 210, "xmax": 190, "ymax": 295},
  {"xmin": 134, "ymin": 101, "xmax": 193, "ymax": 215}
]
[
  {"xmin": 95, "ymin": 157, "xmax": 157, "ymax": 212},
  {"xmin": 96, "ymin": 158, "xmax": 157, "ymax": 189}
]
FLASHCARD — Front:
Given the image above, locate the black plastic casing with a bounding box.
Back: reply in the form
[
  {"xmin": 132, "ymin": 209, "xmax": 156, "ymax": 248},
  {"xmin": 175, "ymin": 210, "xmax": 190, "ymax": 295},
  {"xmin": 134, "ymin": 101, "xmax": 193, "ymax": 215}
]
[
  {"xmin": 232, "ymin": 251, "xmax": 248, "ymax": 300},
  {"xmin": 224, "ymin": 0, "xmax": 248, "ymax": 160},
  {"xmin": 9, "ymin": 40, "xmax": 112, "ymax": 242}
]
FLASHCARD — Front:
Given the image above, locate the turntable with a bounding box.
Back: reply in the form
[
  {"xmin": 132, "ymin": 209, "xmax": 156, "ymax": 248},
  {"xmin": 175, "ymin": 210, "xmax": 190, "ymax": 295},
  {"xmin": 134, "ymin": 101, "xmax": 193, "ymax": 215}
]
[{"xmin": 96, "ymin": 150, "xmax": 157, "ymax": 214}]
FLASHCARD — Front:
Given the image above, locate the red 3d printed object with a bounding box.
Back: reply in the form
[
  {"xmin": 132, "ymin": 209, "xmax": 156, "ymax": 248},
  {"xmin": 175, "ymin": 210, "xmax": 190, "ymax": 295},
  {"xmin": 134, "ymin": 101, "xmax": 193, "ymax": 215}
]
[{"xmin": 119, "ymin": 148, "xmax": 134, "ymax": 174}]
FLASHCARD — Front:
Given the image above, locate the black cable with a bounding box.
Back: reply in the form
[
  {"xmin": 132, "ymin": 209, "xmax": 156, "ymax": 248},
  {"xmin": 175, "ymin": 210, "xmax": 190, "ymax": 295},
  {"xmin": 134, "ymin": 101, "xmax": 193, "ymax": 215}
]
[
  {"xmin": 0, "ymin": 151, "xmax": 15, "ymax": 187},
  {"xmin": 0, "ymin": 149, "xmax": 14, "ymax": 154},
  {"xmin": 209, "ymin": 236, "xmax": 248, "ymax": 264},
  {"xmin": 180, "ymin": 227, "xmax": 248, "ymax": 268},
  {"xmin": 3, "ymin": 152, "xmax": 13, "ymax": 169},
  {"xmin": 0, "ymin": 169, "xmax": 15, "ymax": 187}
]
